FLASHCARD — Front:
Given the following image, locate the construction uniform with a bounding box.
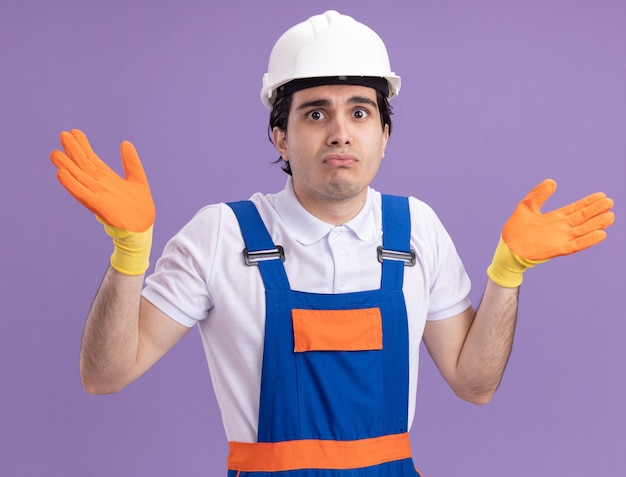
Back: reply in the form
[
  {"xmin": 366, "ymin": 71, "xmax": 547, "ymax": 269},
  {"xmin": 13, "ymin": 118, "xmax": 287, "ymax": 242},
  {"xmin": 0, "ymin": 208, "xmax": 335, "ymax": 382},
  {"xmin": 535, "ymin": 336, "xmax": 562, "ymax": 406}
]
[
  {"xmin": 224, "ymin": 195, "xmax": 421, "ymax": 475},
  {"xmin": 143, "ymin": 180, "xmax": 471, "ymax": 475}
]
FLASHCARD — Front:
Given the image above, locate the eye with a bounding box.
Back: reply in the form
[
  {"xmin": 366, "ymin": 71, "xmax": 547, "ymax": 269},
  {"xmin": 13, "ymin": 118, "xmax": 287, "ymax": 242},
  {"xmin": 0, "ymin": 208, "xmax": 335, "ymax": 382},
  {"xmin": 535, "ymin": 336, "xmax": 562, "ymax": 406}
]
[
  {"xmin": 307, "ymin": 110, "xmax": 325, "ymax": 121},
  {"xmin": 353, "ymin": 108, "xmax": 369, "ymax": 119}
]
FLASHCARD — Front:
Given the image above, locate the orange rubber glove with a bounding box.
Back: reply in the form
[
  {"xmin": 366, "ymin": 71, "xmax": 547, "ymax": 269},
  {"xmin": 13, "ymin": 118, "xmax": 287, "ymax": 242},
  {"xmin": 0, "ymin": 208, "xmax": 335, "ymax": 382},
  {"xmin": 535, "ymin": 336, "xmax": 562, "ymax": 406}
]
[
  {"xmin": 488, "ymin": 179, "xmax": 614, "ymax": 287},
  {"xmin": 50, "ymin": 129, "xmax": 155, "ymax": 275}
]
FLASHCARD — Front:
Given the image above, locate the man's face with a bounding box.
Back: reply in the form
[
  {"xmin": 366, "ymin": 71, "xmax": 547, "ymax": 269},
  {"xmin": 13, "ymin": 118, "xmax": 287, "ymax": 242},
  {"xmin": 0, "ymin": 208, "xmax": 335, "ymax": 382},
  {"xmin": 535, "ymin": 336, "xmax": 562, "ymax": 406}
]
[{"xmin": 273, "ymin": 84, "xmax": 389, "ymax": 222}]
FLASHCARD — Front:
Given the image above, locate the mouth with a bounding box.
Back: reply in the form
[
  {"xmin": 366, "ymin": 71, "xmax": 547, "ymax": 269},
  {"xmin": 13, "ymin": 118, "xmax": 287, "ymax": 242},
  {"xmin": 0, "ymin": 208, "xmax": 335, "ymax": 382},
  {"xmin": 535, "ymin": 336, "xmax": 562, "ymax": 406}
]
[{"xmin": 323, "ymin": 153, "xmax": 358, "ymax": 167}]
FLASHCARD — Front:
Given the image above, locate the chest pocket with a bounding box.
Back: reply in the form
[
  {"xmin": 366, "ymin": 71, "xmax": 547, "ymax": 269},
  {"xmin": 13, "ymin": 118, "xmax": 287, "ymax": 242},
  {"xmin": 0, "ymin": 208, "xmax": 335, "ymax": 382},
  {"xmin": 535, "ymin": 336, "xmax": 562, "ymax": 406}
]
[
  {"xmin": 292, "ymin": 308, "xmax": 383, "ymax": 352},
  {"xmin": 291, "ymin": 306, "xmax": 384, "ymax": 440}
]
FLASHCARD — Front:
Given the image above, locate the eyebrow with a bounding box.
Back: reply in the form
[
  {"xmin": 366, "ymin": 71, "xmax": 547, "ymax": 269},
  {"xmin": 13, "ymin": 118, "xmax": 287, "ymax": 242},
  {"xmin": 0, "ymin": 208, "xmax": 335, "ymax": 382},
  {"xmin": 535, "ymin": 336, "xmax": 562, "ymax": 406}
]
[{"xmin": 294, "ymin": 95, "xmax": 378, "ymax": 112}]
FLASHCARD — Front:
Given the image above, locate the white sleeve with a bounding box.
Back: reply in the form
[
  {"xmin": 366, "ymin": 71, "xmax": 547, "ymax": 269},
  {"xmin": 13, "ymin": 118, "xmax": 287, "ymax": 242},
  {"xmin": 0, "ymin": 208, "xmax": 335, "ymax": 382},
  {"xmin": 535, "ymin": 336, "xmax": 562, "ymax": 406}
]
[
  {"xmin": 409, "ymin": 197, "xmax": 472, "ymax": 321},
  {"xmin": 142, "ymin": 204, "xmax": 222, "ymax": 328}
]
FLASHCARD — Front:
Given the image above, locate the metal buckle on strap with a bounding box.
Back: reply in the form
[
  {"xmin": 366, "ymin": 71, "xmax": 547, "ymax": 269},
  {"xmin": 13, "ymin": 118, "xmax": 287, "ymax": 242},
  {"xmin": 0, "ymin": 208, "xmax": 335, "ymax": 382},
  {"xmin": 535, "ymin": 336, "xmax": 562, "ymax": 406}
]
[
  {"xmin": 243, "ymin": 246, "xmax": 285, "ymax": 266},
  {"xmin": 377, "ymin": 246, "xmax": 416, "ymax": 267}
]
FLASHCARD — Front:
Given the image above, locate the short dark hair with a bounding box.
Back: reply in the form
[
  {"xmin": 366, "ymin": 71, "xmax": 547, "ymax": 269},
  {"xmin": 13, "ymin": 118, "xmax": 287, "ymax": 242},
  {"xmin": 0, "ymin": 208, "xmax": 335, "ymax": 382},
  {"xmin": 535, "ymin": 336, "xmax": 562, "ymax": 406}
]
[{"xmin": 268, "ymin": 89, "xmax": 394, "ymax": 175}]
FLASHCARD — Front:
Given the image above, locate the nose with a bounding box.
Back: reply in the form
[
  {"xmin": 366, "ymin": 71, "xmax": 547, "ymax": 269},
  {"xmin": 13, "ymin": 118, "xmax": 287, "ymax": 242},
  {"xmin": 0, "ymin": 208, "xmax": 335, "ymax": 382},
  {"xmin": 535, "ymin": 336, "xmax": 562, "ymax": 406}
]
[{"xmin": 327, "ymin": 115, "xmax": 352, "ymax": 146}]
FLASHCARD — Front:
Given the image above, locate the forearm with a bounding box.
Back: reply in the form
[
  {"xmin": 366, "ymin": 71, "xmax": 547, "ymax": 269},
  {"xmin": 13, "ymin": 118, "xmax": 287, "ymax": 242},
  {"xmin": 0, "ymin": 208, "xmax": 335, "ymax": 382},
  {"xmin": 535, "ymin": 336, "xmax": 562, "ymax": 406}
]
[
  {"xmin": 455, "ymin": 280, "xmax": 519, "ymax": 404},
  {"xmin": 80, "ymin": 266, "xmax": 145, "ymax": 394}
]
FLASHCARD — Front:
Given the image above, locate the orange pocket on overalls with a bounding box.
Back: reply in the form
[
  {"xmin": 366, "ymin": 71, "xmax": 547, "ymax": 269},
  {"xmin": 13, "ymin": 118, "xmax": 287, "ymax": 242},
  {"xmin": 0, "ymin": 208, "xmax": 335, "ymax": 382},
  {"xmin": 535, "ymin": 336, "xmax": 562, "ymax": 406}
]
[{"xmin": 292, "ymin": 308, "xmax": 383, "ymax": 352}]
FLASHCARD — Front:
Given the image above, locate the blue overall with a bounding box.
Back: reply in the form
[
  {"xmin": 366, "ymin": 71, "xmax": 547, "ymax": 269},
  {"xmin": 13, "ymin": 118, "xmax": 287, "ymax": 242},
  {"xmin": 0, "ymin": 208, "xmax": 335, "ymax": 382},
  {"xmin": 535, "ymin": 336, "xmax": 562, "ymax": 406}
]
[{"xmin": 226, "ymin": 195, "xmax": 422, "ymax": 476}]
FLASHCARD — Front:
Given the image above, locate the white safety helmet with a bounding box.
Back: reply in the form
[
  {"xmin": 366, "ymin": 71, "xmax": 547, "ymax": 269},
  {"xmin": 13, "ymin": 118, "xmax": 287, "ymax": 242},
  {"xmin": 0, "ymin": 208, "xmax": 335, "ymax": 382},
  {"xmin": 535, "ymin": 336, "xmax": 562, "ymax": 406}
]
[{"xmin": 261, "ymin": 10, "xmax": 401, "ymax": 109}]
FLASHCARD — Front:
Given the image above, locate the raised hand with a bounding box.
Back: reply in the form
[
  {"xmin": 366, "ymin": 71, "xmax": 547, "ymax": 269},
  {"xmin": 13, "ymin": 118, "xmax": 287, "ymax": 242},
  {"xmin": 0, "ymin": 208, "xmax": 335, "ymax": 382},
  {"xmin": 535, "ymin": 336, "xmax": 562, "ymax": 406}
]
[
  {"xmin": 488, "ymin": 179, "xmax": 614, "ymax": 287},
  {"xmin": 51, "ymin": 129, "xmax": 156, "ymax": 275},
  {"xmin": 502, "ymin": 179, "xmax": 614, "ymax": 261},
  {"xmin": 50, "ymin": 129, "xmax": 155, "ymax": 232}
]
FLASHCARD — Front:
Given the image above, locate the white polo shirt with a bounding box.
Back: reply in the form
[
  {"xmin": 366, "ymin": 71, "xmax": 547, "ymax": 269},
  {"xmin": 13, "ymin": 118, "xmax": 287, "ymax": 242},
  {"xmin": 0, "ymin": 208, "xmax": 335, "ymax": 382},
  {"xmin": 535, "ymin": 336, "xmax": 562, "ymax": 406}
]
[{"xmin": 142, "ymin": 178, "xmax": 472, "ymax": 443}]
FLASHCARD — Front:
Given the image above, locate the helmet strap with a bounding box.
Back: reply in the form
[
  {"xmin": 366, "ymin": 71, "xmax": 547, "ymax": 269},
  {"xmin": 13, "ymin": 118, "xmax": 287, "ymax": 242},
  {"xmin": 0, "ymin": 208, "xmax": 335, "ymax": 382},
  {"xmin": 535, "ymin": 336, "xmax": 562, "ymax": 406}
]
[{"xmin": 276, "ymin": 76, "xmax": 389, "ymax": 100}]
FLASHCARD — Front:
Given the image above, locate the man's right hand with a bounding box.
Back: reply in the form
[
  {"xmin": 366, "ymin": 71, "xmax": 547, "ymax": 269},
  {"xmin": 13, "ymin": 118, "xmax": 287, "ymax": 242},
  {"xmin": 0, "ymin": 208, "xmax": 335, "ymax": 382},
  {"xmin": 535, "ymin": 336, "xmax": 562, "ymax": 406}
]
[
  {"xmin": 51, "ymin": 129, "xmax": 156, "ymax": 275},
  {"xmin": 50, "ymin": 129, "xmax": 155, "ymax": 232}
]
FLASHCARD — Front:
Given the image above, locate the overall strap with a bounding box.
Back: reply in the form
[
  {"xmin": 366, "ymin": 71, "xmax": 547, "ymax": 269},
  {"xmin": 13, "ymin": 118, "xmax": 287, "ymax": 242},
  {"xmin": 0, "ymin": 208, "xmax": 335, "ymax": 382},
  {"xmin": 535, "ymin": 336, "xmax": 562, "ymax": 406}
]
[
  {"xmin": 380, "ymin": 194, "xmax": 413, "ymax": 290},
  {"xmin": 226, "ymin": 201, "xmax": 290, "ymax": 290}
]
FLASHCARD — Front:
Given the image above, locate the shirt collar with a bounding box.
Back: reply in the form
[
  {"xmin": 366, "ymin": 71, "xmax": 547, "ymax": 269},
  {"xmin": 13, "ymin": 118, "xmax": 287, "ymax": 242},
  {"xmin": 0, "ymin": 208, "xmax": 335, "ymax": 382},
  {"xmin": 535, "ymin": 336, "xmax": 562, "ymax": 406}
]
[{"xmin": 275, "ymin": 177, "xmax": 378, "ymax": 245}]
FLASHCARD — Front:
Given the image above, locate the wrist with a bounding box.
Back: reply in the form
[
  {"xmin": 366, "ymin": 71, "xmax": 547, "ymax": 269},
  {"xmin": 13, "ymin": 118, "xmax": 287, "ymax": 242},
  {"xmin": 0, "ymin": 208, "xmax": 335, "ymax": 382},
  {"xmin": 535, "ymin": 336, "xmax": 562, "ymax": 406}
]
[
  {"xmin": 100, "ymin": 220, "xmax": 153, "ymax": 276},
  {"xmin": 487, "ymin": 236, "xmax": 544, "ymax": 288}
]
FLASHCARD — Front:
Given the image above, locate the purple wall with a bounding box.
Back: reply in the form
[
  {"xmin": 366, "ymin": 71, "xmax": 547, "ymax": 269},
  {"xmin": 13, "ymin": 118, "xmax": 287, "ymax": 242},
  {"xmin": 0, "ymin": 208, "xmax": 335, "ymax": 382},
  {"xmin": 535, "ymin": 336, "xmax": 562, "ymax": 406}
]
[{"xmin": 1, "ymin": 0, "xmax": 624, "ymax": 475}]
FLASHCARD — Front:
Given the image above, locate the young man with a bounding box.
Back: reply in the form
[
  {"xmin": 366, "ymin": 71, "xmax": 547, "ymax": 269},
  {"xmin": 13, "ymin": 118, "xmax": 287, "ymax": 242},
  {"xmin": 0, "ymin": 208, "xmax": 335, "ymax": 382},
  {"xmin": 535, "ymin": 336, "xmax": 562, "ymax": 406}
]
[{"xmin": 50, "ymin": 11, "xmax": 614, "ymax": 476}]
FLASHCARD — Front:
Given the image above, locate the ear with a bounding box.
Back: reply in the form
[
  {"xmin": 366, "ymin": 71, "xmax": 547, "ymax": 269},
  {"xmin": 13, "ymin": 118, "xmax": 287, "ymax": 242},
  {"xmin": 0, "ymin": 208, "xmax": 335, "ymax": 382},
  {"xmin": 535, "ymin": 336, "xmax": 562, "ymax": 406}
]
[
  {"xmin": 381, "ymin": 124, "xmax": 389, "ymax": 158},
  {"xmin": 272, "ymin": 127, "xmax": 288, "ymax": 161}
]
